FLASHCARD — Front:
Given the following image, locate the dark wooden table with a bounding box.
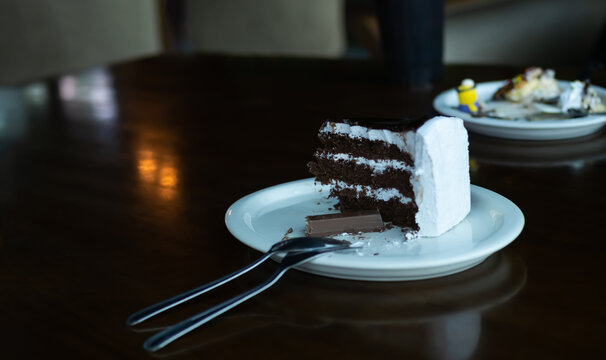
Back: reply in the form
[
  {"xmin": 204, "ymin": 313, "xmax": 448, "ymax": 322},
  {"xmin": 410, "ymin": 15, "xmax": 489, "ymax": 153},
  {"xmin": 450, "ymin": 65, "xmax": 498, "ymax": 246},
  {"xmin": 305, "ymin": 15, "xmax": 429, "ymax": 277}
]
[{"xmin": 1, "ymin": 55, "xmax": 605, "ymax": 359}]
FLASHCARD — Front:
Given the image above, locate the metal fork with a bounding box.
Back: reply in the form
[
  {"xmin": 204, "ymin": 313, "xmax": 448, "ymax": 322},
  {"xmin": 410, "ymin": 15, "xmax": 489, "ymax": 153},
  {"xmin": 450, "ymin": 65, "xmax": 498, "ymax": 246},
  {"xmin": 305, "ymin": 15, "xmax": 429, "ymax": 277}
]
[
  {"xmin": 143, "ymin": 245, "xmax": 351, "ymax": 352},
  {"xmin": 126, "ymin": 237, "xmax": 351, "ymax": 326}
]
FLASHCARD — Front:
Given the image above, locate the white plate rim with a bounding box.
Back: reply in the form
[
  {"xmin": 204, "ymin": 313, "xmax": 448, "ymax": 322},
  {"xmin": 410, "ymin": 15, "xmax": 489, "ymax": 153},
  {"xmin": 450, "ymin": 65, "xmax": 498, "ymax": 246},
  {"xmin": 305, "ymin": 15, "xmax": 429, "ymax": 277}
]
[{"xmin": 225, "ymin": 179, "xmax": 525, "ymax": 279}]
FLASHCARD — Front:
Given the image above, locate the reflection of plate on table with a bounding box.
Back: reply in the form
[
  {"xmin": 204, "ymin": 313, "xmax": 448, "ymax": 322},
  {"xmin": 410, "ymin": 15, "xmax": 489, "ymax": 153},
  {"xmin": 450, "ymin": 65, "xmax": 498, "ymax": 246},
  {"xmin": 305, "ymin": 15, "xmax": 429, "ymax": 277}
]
[
  {"xmin": 178, "ymin": 251, "xmax": 526, "ymax": 356},
  {"xmin": 470, "ymin": 130, "xmax": 606, "ymax": 168},
  {"xmin": 225, "ymin": 178, "xmax": 525, "ymax": 281},
  {"xmin": 433, "ymin": 80, "xmax": 606, "ymax": 140},
  {"xmin": 254, "ymin": 250, "xmax": 527, "ymax": 325},
  {"xmin": 258, "ymin": 251, "xmax": 526, "ymax": 360}
]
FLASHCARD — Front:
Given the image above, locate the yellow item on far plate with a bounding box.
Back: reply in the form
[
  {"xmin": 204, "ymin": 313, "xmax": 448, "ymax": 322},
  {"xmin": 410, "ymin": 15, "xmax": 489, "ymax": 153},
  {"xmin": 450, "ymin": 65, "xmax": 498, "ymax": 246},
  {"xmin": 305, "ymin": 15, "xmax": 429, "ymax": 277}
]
[{"xmin": 457, "ymin": 78, "xmax": 479, "ymax": 114}]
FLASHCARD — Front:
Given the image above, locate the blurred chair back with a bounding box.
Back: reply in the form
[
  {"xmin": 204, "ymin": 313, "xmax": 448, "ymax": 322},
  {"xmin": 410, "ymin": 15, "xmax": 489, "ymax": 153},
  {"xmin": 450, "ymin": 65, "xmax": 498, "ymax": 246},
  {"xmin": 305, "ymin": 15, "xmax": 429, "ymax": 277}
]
[
  {"xmin": 0, "ymin": 0, "xmax": 161, "ymax": 85},
  {"xmin": 183, "ymin": 0, "xmax": 345, "ymax": 58}
]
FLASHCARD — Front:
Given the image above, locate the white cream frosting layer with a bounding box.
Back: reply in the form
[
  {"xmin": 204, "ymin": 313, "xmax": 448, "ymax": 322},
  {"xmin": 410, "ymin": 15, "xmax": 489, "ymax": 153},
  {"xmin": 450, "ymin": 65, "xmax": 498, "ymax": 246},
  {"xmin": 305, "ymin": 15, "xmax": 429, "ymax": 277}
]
[
  {"xmin": 320, "ymin": 121, "xmax": 410, "ymax": 151},
  {"xmin": 318, "ymin": 152, "xmax": 413, "ymax": 174},
  {"xmin": 319, "ymin": 116, "xmax": 470, "ymax": 237},
  {"xmin": 318, "ymin": 181, "xmax": 412, "ymax": 204}
]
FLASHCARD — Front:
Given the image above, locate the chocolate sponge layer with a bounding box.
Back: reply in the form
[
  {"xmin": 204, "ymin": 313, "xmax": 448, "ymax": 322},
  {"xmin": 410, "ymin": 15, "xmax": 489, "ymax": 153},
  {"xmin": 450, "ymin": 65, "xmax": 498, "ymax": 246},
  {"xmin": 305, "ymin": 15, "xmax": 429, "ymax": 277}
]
[
  {"xmin": 318, "ymin": 134, "xmax": 413, "ymax": 166},
  {"xmin": 335, "ymin": 188, "xmax": 419, "ymax": 229},
  {"xmin": 308, "ymin": 155, "xmax": 414, "ymax": 199},
  {"xmin": 312, "ymin": 122, "xmax": 420, "ymax": 228}
]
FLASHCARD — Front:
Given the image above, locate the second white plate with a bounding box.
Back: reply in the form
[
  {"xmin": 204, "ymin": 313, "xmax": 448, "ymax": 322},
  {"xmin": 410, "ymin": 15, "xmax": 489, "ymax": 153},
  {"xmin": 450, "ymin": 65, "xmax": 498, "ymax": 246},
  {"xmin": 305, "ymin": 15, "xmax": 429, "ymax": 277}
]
[
  {"xmin": 433, "ymin": 80, "xmax": 606, "ymax": 140},
  {"xmin": 225, "ymin": 179, "xmax": 525, "ymax": 281}
]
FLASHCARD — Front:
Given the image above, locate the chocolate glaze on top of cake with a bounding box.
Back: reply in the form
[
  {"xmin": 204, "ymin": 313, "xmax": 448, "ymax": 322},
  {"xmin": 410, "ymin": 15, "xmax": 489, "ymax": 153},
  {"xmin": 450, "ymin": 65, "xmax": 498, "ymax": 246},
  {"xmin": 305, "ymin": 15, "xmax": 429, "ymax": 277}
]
[{"xmin": 335, "ymin": 117, "xmax": 431, "ymax": 132}]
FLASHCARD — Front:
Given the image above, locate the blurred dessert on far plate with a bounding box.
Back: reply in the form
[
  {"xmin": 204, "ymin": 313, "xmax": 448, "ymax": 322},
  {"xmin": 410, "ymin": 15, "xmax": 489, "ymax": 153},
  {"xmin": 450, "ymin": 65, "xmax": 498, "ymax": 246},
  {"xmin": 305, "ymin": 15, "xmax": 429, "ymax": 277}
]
[
  {"xmin": 493, "ymin": 67, "xmax": 560, "ymax": 103},
  {"xmin": 559, "ymin": 80, "xmax": 606, "ymax": 116}
]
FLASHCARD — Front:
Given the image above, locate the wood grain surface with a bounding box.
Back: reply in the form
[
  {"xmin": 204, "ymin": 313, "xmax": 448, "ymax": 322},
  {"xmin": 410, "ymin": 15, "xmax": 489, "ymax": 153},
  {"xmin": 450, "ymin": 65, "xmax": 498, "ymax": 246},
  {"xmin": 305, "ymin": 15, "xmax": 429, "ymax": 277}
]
[{"xmin": 1, "ymin": 55, "xmax": 604, "ymax": 359}]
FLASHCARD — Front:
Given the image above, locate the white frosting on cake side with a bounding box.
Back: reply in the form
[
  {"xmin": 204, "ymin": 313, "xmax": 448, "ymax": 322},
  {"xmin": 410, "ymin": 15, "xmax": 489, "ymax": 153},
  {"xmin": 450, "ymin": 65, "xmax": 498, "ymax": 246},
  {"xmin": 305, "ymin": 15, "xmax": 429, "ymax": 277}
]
[
  {"xmin": 318, "ymin": 153, "xmax": 413, "ymax": 174},
  {"xmin": 413, "ymin": 116, "xmax": 470, "ymax": 237},
  {"xmin": 318, "ymin": 181, "xmax": 413, "ymax": 204}
]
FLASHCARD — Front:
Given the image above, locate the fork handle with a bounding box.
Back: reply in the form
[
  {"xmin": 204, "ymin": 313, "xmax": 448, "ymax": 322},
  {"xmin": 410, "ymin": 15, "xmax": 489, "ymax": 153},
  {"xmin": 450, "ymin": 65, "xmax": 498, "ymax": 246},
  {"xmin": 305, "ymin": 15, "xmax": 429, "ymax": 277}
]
[
  {"xmin": 143, "ymin": 268, "xmax": 286, "ymax": 352},
  {"xmin": 126, "ymin": 252, "xmax": 273, "ymax": 326}
]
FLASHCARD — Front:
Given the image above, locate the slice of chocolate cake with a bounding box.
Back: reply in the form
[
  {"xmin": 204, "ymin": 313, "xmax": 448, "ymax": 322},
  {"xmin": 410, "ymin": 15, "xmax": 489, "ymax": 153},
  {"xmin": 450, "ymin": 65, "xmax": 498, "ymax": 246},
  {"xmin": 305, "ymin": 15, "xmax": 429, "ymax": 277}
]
[{"xmin": 308, "ymin": 116, "xmax": 470, "ymax": 237}]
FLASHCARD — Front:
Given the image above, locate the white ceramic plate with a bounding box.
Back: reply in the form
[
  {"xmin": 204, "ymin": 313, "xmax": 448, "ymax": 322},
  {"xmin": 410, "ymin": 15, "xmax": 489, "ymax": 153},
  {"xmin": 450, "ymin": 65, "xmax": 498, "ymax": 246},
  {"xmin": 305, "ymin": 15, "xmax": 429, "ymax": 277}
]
[
  {"xmin": 225, "ymin": 178, "xmax": 525, "ymax": 281},
  {"xmin": 433, "ymin": 80, "xmax": 606, "ymax": 140}
]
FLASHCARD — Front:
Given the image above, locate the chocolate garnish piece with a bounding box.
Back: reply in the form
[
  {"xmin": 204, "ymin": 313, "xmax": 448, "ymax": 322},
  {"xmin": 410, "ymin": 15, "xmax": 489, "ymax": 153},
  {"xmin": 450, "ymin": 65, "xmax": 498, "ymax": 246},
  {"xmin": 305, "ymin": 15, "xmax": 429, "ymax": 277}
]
[{"xmin": 305, "ymin": 209, "xmax": 384, "ymax": 237}]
